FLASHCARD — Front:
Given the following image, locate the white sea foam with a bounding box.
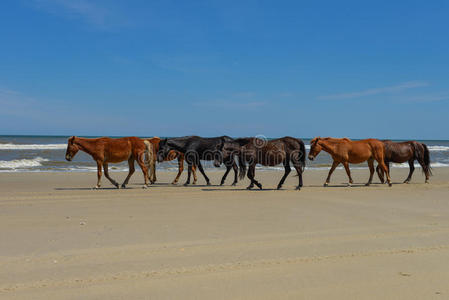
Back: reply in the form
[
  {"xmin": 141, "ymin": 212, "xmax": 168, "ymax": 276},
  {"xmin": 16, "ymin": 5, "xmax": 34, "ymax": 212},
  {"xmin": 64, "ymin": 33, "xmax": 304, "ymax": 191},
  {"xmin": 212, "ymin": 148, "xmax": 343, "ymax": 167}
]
[
  {"xmin": 0, "ymin": 143, "xmax": 66, "ymax": 150},
  {"xmin": 0, "ymin": 157, "xmax": 49, "ymax": 169},
  {"xmin": 428, "ymin": 145, "xmax": 449, "ymax": 152}
]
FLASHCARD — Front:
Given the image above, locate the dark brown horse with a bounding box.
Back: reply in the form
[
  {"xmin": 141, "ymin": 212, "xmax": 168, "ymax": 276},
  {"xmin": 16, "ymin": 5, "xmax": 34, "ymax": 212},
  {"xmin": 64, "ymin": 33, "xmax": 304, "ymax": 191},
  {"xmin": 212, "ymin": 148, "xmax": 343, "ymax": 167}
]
[
  {"xmin": 231, "ymin": 137, "xmax": 306, "ymax": 190},
  {"xmin": 376, "ymin": 140, "xmax": 431, "ymax": 184},
  {"xmin": 308, "ymin": 137, "xmax": 392, "ymax": 187},
  {"xmin": 65, "ymin": 136, "xmax": 149, "ymax": 189},
  {"xmin": 144, "ymin": 137, "xmax": 197, "ymax": 185}
]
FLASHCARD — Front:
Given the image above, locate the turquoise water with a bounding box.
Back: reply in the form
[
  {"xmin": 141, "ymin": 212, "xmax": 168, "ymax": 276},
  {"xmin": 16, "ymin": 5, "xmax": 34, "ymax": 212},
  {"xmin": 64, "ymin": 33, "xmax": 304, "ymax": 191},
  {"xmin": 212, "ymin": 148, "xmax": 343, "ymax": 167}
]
[{"xmin": 1, "ymin": 135, "xmax": 448, "ymax": 172}]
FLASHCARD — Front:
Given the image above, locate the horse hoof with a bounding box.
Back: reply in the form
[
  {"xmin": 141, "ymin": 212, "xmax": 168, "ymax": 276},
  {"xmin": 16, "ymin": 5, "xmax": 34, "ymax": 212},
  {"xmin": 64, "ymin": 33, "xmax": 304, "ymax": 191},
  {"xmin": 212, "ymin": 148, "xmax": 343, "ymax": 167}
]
[
  {"xmin": 121, "ymin": 184, "xmax": 126, "ymax": 189},
  {"xmin": 246, "ymin": 186, "xmax": 252, "ymax": 190},
  {"xmin": 296, "ymin": 186, "xmax": 301, "ymax": 190},
  {"xmin": 365, "ymin": 183, "xmax": 370, "ymax": 186},
  {"xmin": 276, "ymin": 185, "xmax": 282, "ymax": 190},
  {"xmin": 388, "ymin": 183, "xmax": 392, "ymax": 187},
  {"xmin": 323, "ymin": 182, "xmax": 328, "ymax": 187},
  {"xmin": 231, "ymin": 182, "xmax": 237, "ymax": 186},
  {"xmin": 403, "ymin": 180, "xmax": 410, "ymax": 184},
  {"xmin": 142, "ymin": 185, "xmax": 149, "ymax": 189},
  {"xmin": 207, "ymin": 182, "xmax": 211, "ymax": 186},
  {"xmin": 425, "ymin": 180, "xmax": 429, "ymax": 184},
  {"xmin": 171, "ymin": 182, "xmax": 177, "ymax": 185},
  {"xmin": 183, "ymin": 183, "xmax": 189, "ymax": 187},
  {"xmin": 258, "ymin": 185, "xmax": 263, "ymax": 190},
  {"xmin": 93, "ymin": 186, "xmax": 100, "ymax": 190},
  {"xmin": 347, "ymin": 183, "xmax": 352, "ymax": 187}
]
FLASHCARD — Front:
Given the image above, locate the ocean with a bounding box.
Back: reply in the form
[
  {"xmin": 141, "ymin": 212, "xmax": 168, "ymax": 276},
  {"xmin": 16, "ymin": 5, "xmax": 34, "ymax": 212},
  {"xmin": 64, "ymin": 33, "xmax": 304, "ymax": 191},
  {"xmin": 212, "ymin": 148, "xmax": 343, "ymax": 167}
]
[{"xmin": 1, "ymin": 135, "xmax": 449, "ymax": 173}]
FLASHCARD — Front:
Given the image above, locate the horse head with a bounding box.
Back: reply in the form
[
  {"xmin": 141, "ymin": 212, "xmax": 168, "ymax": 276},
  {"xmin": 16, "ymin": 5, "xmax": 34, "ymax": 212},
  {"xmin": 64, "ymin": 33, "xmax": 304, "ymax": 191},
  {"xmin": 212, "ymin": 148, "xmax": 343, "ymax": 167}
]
[
  {"xmin": 65, "ymin": 136, "xmax": 79, "ymax": 161},
  {"xmin": 157, "ymin": 138, "xmax": 171, "ymax": 163},
  {"xmin": 308, "ymin": 137, "xmax": 322, "ymax": 161}
]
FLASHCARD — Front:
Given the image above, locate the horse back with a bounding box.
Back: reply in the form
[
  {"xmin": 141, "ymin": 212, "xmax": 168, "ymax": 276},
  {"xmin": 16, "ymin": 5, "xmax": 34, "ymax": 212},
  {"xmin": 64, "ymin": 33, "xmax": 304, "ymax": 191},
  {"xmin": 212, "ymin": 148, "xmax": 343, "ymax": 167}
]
[{"xmin": 103, "ymin": 137, "xmax": 145, "ymax": 162}]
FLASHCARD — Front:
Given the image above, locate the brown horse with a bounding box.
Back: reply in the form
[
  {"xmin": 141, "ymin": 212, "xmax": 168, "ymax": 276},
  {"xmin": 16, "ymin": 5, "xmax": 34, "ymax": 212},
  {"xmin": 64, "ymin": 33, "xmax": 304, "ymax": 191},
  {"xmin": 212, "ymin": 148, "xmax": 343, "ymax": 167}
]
[
  {"xmin": 234, "ymin": 137, "xmax": 306, "ymax": 190},
  {"xmin": 376, "ymin": 140, "xmax": 431, "ymax": 184},
  {"xmin": 308, "ymin": 137, "xmax": 392, "ymax": 187},
  {"xmin": 65, "ymin": 136, "xmax": 149, "ymax": 189},
  {"xmin": 144, "ymin": 137, "xmax": 197, "ymax": 185}
]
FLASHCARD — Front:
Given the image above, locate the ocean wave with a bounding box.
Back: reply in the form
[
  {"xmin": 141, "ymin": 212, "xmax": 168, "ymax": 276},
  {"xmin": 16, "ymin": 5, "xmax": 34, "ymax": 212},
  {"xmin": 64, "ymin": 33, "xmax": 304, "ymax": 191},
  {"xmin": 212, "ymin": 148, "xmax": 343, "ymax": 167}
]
[
  {"xmin": 0, "ymin": 143, "xmax": 66, "ymax": 150},
  {"xmin": 428, "ymin": 145, "xmax": 449, "ymax": 152},
  {"xmin": 0, "ymin": 157, "xmax": 49, "ymax": 169}
]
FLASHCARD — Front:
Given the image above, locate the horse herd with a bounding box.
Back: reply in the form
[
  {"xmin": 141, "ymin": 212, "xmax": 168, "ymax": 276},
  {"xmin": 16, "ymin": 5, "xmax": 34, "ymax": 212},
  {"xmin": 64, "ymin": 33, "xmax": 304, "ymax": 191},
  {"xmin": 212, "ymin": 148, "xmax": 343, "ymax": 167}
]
[{"xmin": 65, "ymin": 135, "xmax": 432, "ymax": 190}]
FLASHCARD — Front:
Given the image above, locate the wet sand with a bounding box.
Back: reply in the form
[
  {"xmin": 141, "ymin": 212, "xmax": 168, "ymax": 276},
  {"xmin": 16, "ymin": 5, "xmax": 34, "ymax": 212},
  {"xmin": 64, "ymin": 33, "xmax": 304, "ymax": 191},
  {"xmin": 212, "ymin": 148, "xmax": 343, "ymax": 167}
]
[{"xmin": 1, "ymin": 168, "xmax": 448, "ymax": 299}]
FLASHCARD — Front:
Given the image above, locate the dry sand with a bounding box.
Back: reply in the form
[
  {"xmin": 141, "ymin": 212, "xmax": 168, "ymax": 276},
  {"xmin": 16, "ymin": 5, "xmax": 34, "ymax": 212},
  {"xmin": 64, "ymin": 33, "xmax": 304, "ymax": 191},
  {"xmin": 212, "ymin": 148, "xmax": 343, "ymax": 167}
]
[{"xmin": 0, "ymin": 167, "xmax": 448, "ymax": 299}]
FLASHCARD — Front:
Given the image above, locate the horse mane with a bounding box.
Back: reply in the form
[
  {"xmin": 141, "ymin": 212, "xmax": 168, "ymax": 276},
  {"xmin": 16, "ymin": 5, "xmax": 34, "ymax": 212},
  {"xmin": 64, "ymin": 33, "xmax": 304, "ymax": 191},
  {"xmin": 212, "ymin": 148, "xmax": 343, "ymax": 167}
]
[{"xmin": 234, "ymin": 137, "xmax": 252, "ymax": 146}]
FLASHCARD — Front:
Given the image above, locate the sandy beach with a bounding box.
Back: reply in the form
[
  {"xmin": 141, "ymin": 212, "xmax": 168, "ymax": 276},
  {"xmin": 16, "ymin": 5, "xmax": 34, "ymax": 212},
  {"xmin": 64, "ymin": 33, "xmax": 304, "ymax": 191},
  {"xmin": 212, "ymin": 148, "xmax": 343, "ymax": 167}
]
[{"xmin": 1, "ymin": 168, "xmax": 448, "ymax": 299}]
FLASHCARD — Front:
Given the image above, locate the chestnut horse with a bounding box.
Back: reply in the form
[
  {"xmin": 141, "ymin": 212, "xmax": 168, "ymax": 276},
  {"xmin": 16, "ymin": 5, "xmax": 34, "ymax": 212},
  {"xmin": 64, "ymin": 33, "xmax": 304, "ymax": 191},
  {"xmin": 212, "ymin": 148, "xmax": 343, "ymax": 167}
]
[
  {"xmin": 233, "ymin": 136, "xmax": 306, "ymax": 190},
  {"xmin": 308, "ymin": 137, "xmax": 392, "ymax": 187},
  {"xmin": 144, "ymin": 137, "xmax": 197, "ymax": 185},
  {"xmin": 65, "ymin": 136, "xmax": 149, "ymax": 189},
  {"xmin": 376, "ymin": 140, "xmax": 431, "ymax": 184}
]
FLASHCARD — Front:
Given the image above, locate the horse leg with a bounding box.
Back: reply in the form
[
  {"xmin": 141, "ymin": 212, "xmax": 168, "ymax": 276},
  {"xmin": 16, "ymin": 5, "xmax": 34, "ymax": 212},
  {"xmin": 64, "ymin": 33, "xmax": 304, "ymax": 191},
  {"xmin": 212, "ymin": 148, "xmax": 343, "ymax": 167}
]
[
  {"xmin": 172, "ymin": 157, "xmax": 184, "ymax": 185},
  {"xmin": 343, "ymin": 162, "xmax": 353, "ymax": 186},
  {"xmin": 277, "ymin": 158, "xmax": 291, "ymax": 190},
  {"xmin": 94, "ymin": 161, "xmax": 102, "ymax": 189},
  {"xmin": 220, "ymin": 165, "xmax": 231, "ymax": 186},
  {"xmin": 197, "ymin": 161, "xmax": 210, "ymax": 185},
  {"xmin": 366, "ymin": 159, "xmax": 374, "ymax": 186},
  {"xmin": 184, "ymin": 163, "xmax": 192, "ymax": 186},
  {"xmin": 231, "ymin": 161, "xmax": 238, "ymax": 186},
  {"xmin": 378, "ymin": 161, "xmax": 392, "ymax": 187},
  {"xmin": 103, "ymin": 163, "xmax": 119, "ymax": 188},
  {"xmin": 376, "ymin": 164, "xmax": 385, "ymax": 184},
  {"xmin": 150, "ymin": 158, "xmax": 156, "ymax": 184},
  {"xmin": 121, "ymin": 158, "xmax": 135, "ymax": 189},
  {"xmin": 192, "ymin": 165, "xmax": 198, "ymax": 184},
  {"xmin": 324, "ymin": 161, "xmax": 339, "ymax": 187},
  {"xmin": 404, "ymin": 159, "xmax": 415, "ymax": 183},
  {"xmin": 136, "ymin": 154, "xmax": 150, "ymax": 188},
  {"xmin": 246, "ymin": 164, "xmax": 258, "ymax": 190}
]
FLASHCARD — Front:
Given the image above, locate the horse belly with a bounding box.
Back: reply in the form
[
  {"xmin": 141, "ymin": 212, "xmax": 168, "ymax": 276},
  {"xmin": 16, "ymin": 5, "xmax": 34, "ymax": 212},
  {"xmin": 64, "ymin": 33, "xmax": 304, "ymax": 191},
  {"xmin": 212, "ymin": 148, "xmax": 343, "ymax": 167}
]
[
  {"xmin": 263, "ymin": 151, "xmax": 285, "ymax": 166},
  {"xmin": 107, "ymin": 150, "xmax": 132, "ymax": 163}
]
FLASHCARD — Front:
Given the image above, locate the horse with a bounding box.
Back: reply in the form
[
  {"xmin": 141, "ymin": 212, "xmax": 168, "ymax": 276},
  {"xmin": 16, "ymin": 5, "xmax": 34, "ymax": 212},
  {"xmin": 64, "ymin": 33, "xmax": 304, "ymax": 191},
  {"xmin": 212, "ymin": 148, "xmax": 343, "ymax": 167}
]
[
  {"xmin": 376, "ymin": 140, "xmax": 431, "ymax": 184},
  {"xmin": 230, "ymin": 137, "xmax": 306, "ymax": 190},
  {"xmin": 157, "ymin": 136, "xmax": 238, "ymax": 186},
  {"xmin": 144, "ymin": 137, "xmax": 197, "ymax": 185},
  {"xmin": 65, "ymin": 136, "xmax": 149, "ymax": 189},
  {"xmin": 308, "ymin": 137, "xmax": 392, "ymax": 187}
]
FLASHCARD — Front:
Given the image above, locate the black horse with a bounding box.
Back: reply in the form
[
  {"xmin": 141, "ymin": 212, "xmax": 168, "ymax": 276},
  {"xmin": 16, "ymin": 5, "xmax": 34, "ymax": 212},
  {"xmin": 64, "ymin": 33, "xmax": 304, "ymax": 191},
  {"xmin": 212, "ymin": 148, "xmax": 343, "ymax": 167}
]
[
  {"xmin": 157, "ymin": 136, "xmax": 239, "ymax": 186},
  {"xmin": 222, "ymin": 136, "xmax": 306, "ymax": 190},
  {"xmin": 376, "ymin": 140, "xmax": 432, "ymax": 184}
]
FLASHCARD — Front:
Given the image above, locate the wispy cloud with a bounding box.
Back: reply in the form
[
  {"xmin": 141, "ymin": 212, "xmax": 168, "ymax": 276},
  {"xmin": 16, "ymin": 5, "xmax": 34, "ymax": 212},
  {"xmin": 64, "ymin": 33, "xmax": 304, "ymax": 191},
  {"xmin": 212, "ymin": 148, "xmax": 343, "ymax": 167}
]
[
  {"xmin": 32, "ymin": 0, "xmax": 126, "ymax": 29},
  {"xmin": 193, "ymin": 100, "xmax": 267, "ymax": 109},
  {"xmin": 318, "ymin": 81, "xmax": 429, "ymax": 100},
  {"xmin": 400, "ymin": 94, "xmax": 449, "ymax": 103}
]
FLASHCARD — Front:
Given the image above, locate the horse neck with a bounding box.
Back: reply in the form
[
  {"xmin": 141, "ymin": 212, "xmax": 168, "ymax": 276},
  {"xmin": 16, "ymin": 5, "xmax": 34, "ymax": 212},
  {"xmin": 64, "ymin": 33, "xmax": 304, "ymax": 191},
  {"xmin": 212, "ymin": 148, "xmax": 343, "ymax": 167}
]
[
  {"xmin": 319, "ymin": 139, "xmax": 338, "ymax": 155},
  {"xmin": 74, "ymin": 138, "xmax": 97, "ymax": 156}
]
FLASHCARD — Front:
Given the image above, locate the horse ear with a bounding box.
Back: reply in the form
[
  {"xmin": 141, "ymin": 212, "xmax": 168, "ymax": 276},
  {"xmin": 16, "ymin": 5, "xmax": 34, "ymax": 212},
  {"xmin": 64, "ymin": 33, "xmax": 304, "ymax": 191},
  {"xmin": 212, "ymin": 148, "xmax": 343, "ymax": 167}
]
[{"xmin": 69, "ymin": 136, "xmax": 75, "ymax": 144}]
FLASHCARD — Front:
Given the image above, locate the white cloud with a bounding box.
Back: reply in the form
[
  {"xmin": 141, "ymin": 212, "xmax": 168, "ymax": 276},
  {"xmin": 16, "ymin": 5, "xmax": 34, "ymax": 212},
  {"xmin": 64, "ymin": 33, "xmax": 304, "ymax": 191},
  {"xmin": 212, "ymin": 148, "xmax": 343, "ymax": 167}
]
[
  {"xmin": 32, "ymin": 0, "xmax": 125, "ymax": 29},
  {"xmin": 318, "ymin": 81, "xmax": 429, "ymax": 100},
  {"xmin": 193, "ymin": 100, "xmax": 267, "ymax": 109}
]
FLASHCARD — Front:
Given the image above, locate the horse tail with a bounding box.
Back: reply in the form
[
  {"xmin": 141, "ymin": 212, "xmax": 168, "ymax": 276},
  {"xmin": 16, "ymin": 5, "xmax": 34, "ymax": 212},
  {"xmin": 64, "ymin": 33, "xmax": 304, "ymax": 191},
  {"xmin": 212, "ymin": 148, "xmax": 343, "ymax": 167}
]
[
  {"xmin": 238, "ymin": 152, "xmax": 247, "ymax": 180},
  {"xmin": 421, "ymin": 143, "xmax": 432, "ymax": 176},
  {"xmin": 412, "ymin": 142, "xmax": 432, "ymax": 177},
  {"xmin": 299, "ymin": 139, "xmax": 306, "ymax": 172},
  {"xmin": 144, "ymin": 140, "xmax": 156, "ymax": 182}
]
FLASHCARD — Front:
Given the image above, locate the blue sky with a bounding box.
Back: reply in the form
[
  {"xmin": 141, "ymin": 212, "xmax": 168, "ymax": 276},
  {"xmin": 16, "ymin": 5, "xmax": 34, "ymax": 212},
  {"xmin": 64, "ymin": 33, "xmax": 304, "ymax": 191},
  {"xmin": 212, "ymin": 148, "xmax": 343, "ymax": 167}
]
[{"xmin": 1, "ymin": 0, "xmax": 448, "ymax": 139}]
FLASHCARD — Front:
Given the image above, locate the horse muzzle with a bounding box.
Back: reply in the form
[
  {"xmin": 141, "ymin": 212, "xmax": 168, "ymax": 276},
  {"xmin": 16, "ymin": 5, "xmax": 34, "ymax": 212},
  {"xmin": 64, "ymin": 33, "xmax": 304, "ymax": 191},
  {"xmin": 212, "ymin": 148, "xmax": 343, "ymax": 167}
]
[
  {"xmin": 65, "ymin": 155, "xmax": 72, "ymax": 161},
  {"xmin": 308, "ymin": 155, "xmax": 314, "ymax": 161}
]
